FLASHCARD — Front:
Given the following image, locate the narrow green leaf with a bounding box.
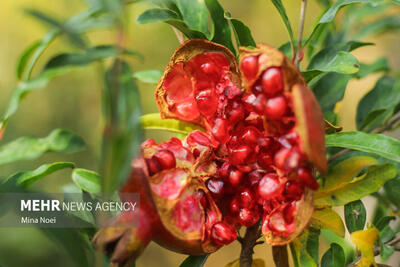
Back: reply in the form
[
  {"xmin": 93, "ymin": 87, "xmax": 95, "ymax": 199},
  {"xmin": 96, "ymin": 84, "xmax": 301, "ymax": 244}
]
[
  {"xmin": 306, "ymin": 0, "xmax": 377, "ymax": 45},
  {"xmin": 0, "ymin": 129, "xmax": 84, "ymax": 165},
  {"xmin": 311, "ymin": 73, "xmax": 351, "ymax": 113},
  {"xmin": 174, "ymin": 0, "xmax": 211, "ymax": 39},
  {"xmin": 140, "ymin": 113, "xmax": 205, "ymax": 134},
  {"xmin": 344, "ymin": 200, "xmax": 367, "ymax": 233},
  {"xmin": 320, "ymin": 156, "xmax": 377, "ymax": 193},
  {"xmin": 354, "ymin": 57, "xmax": 389, "ymax": 79},
  {"xmin": 137, "ymin": 8, "xmax": 179, "ymax": 24},
  {"xmin": 18, "ymin": 30, "xmax": 59, "ymax": 80},
  {"xmin": 356, "ymin": 77, "xmax": 400, "ymax": 132},
  {"xmin": 321, "ymin": 243, "xmax": 345, "ymax": 267},
  {"xmin": 137, "ymin": 8, "xmax": 206, "ymax": 39},
  {"xmin": 356, "ymin": 16, "xmax": 400, "ymax": 39},
  {"xmin": 375, "ymin": 216, "xmax": 395, "ymax": 231},
  {"xmin": 384, "ymin": 177, "xmax": 400, "ymax": 209},
  {"xmin": 314, "ymin": 163, "xmax": 397, "ymax": 207},
  {"xmin": 311, "ymin": 208, "xmax": 346, "ymax": 237},
  {"xmin": 204, "ymin": 0, "xmax": 235, "ymax": 53},
  {"xmin": 179, "ymin": 255, "xmax": 209, "ymax": 267},
  {"xmin": 4, "ymin": 162, "xmax": 74, "ymax": 187},
  {"xmin": 291, "ymin": 232, "xmax": 317, "ymax": 267},
  {"xmin": 72, "ymin": 168, "xmax": 101, "ymax": 194},
  {"xmin": 100, "ymin": 60, "xmax": 143, "ymax": 193},
  {"xmin": 25, "ymin": 9, "xmax": 86, "ymax": 48},
  {"xmin": 325, "ymin": 132, "xmax": 400, "ymax": 163},
  {"xmin": 230, "ymin": 19, "xmax": 256, "ymax": 47},
  {"xmin": 133, "ymin": 70, "xmax": 162, "ymax": 84},
  {"xmin": 380, "ymin": 225, "xmax": 395, "ymax": 243},
  {"xmin": 44, "ymin": 45, "xmax": 143, "ymax": 70},
  {"xmin": 269, "ymin": 0, "xmax": 295, "ymax": 48},
  {"xmin": 306, "ymin": 229, "xmax": 321, "ymax": 264}
]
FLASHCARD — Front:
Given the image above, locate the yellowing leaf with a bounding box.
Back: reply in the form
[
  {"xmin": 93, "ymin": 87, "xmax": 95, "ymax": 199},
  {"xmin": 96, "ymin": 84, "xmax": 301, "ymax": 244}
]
[
  {"xmin": 140, "ymin": 113, "xmax": 205, "ymax": 134},
  {"xmin": 318, "ymin": 156, "xmax": 377, "ymax": 193},
  {"xmin": 225, "ymin": 259, "xmax": 265, "ymax": 267},
  {"xmin": 310, "ymin": 208, "xmax": 345, "ymax": 237},
  {"xmin": 324, "ymin": 119, "xmax": 343, "ymax": 132},
  {"xmin": 351, "ymin": 228, "xmax": 379, "ymax": 267},
  {"xmin": 314, "ymin": 163, "xmax": 397, "ymax": 207}
]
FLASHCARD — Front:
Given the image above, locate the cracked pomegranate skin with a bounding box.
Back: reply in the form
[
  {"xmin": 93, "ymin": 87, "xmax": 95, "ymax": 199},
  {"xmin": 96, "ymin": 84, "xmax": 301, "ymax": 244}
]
[{"xmin": 94, "ymin": 40, "xmax": 326, "ymax": 266}]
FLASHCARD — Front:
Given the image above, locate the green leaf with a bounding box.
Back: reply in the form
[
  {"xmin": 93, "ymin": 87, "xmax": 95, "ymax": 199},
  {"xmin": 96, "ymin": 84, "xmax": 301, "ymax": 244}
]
[
  {"xmin": 72, "ymin": 168, "xmax": 101, "ymax": 194},
  {"xmin": 4, "ymin": 162, "xmax": 74, "ymax": 187},
  {"xmin": 321, "ymin": 229, "xmax": 356, "ymax": 264},
  {"xmin": 356, "ymin": 16, "xmax": 400, "ymax": 39},
  {"xmin": 204, "ymin": 0, "xmax": 235, "ymax": 53},
  {"xmin": 311, "ymin": 73, "xmax": 351, "ymax": 113},
  {"xmin": 174, "ymin": 0, "xmax": 211, "ymax": 39},
  {"xmin": 314, "ymin": 163, "xmax": 397, "ymax": 207},
  {"xmin": 137, "ymin": 8, "xmax": 206, "ymax": 39},
  {"xmin": 140, "ymin": 113, "xmax": 205, "ymax": 134},
  {"xmin": 306, "ymin": 0, "xmax": 377, "ymax": 45},
  {"xmin": 354, "ymin": 57, "xmax": 389, "ymax": 79},
  {"xmin": 306, "ymin": 229, "xmax": 321, "ymax": 264},
  {"xmin": 344, "ymin": 200, "xmax": 367, "ymax": 233},
  {"xmin": 384, "ymin": 177, "xmax": 400, "ymax": 209},
  {"xmin": 25, "ymin": 9, "xmax": 86, "ymax": 48},
  {"xmin": 311, "ymin": 208, "xmax": 346, "ymax": 237},
  {"xmin": 44, "ymin": 45, "xmax": 143, "ymax": 70},
  {"xmin": 305, "ymin": 51, "xmax": 359, "ymax": 81},
  {"xmin": 356, "ymin": 76, "xmax": 400, "ymax": 132},
  {"xmin": 137, "ymin": 8, "xmax": 179, "ymax": 24},
  {"xmin": 379, "ymin": 225, "xmax": 395, "ymax": 243},
  {"xmin": 0, "ymin": 129, "xmax": 84, "ymax": 165},
  {"xmin": 230, "ymin": 19, "xmax": 256, "ymax": 47},
  {"xmin": 319, "ymin": 156, "xmax": 378, "ymax": 193},
  {"xmin": 17, "ymin": 30, "xmax": 58, "ymax": 81},
  {"xmin": 133, "ymin": 70, "xmax": 162, "ymax": 84},
  {"xmin": 269, "ymin": 0, "xmax": 295, "ymax": 49},
  {"xmin": 375, "ymin": 216, "xmax": 395, "ymax": 231},
  {"xmin": 179, "ymin": 255, "xmax": 208, "ymax": 267},
  {"xmin": 290, "ymin": 232, "xmax": 317, "ymax": 267},
  {"xmin": 100, "ymin": 60, "xmax": 143, "ymax": 193},
  {"xmin": 325, "ymin": 132, "xmax": 400, "ymax": 163},
  {"xmin": 380, "ymin": 242, "xmax": 395, "ymax": 260},
  {"xmin": 321, "ymin": 243, "xmax": 345, "ymax": 267}
]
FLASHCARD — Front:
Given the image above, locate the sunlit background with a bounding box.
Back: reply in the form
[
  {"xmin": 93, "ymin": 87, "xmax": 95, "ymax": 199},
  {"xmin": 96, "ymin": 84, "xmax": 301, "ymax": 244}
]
[{"xmin": 0, "ymin": 0, "xmax": 399, "ymax": 266}]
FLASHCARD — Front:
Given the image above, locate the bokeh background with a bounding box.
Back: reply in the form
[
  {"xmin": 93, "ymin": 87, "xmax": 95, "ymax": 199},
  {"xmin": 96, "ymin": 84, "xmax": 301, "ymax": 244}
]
[{"xmin": 0, "ymin": 0, "xmax": 399, "ymax": 266}]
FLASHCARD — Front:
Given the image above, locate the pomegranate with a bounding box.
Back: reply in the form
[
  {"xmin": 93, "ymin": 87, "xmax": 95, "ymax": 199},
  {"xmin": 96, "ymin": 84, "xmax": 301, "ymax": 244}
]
[{"xmin": 95, "ymin": 40, "xmax": 326, "ymax": 264}]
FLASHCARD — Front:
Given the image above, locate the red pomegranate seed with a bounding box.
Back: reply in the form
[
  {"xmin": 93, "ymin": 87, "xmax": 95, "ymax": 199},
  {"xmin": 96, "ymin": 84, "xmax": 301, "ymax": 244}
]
[
  {"xmin": 241, "ymin": 126, "xmax": 261, "ymax": 145},
  {"xmin": 229, "ymin": 170, "xmax": 243, "ymax": 187},
  {"xmin": 239, "ymin": 188, "xmax": 254, "ymax": 208},
  {"xmin": 152, "ymin": 149, "xmax": 176, "ymax": 170},
  {"xmin": 275, "ymin": 148, "xmax": 302, "ymax": 171},
  {"xmin": 264, "ymin": 95, "xmax": 287, "ymax": 120},
  {"xmin": 241, "ymin": 56, "xmax": 259, "ymax": 80},
  {"xmin": 253, "ymin": 94, "xmax": 268, "ymax": 114},
  {"xmin": 227, "ymin": 102, "xmax": 245, "ymax": 125},
  {"xmin": 257, "ymin": 152, "xmax": 273, "ymax": 169},
  {"xmin": 218, "ymin": 162, "xmax": 231, "ymax": 180},
  {"xmin": 268, "ymin": 211, "xmax": 287, "ymax": 233},
  {"xmin": 210, "ymin": 221, "xmax": 237, "ymax": 246},
  {"xmin": 229, "ymin": 145, "xmax": 252, "ymax": 165},
  {"xmin": 258, "ymin": 173, "xmax": 283, "ymax": 200},
  {"xmin": 212, "ymin": 118, "xmax": 230, "ymax": 143},
  {"xmin": 248, "ymin": 170, "xmax": 263, "ymax": 186},
  {"xmin": 198, "ymin": 189, "xmax": 209, "ymax": 209},
  {"xmin": 229, "ymin": 198, "xmax": 240, "ymax": 214},
  {"xmin": 283, "ymin": 201, "xmax": 297, "ymax": 224},
  {"xmin": 284, "ymin": 181, "xmax": 304, "ymax": 201},
  {"xmin": 175, "ymin": 101, "xmax": 200, "ymax": 121},
  {"xmin": 201, "ymin": 62, "xmax": 218, "ymax": 74},
  {"xmin": 242, "ymin": 94, "xmax": 257, "ymax": 112},
  {"xmin": 297, "ymin": 167, "xmax": 319, "ymax": 190},
  {"xmin": 206, "ymin": 178, "xmax": 225, "ymax": 197},
  {"xmin": 196, "ymin": 89, "xmax": 218, "ymax": 118},
  {"xmin": 145, "ymin": 158, "xmax": 161, "ymax": 176},
  {"xmin": 238, "ymin": 207, "xmax": 260, "ymax": 226},
  {"xmin": 262, "ymin": 67, "xmax": 284, "ymax": 94}
]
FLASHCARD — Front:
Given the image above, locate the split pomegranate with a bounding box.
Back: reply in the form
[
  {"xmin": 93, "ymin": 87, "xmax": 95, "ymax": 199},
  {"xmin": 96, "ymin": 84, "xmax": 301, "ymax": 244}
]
[{"xmin": 94, "ymin": 39, "xmax": 326, "ymax": 265}]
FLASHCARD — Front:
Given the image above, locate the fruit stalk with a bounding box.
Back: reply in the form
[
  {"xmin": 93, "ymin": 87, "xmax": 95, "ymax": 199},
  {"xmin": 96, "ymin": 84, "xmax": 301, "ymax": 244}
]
[
  {"xmin": 272, "ymin": 245, "xmax": 289, "ymax": 267},
  {"xmin": 294, "ymin": 0, "xmax": 307, "ymax": 66},
  {"xmin": 239, "ymin": 221, "xmax": 262, "ymax": 267}
]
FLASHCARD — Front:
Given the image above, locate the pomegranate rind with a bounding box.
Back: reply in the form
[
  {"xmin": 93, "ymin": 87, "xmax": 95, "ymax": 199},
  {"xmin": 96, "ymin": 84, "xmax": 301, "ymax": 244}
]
[
  {"xmin": 292, "ymin": 84, "xmax": 327, "ymax": 173},
  {"xmin": 264, "ymin": 189, "xmax": 314, "ymax": 246},
  {"xmin": 155, "ymin": 39, "xmax": 240, "ymax": 129}
]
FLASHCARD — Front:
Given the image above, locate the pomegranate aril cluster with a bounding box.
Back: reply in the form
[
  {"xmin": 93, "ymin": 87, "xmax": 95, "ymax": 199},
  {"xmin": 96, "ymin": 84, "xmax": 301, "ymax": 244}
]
[{"xmin": 154, "ymin": 49, "xmax": 321, "ymax": 247}]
